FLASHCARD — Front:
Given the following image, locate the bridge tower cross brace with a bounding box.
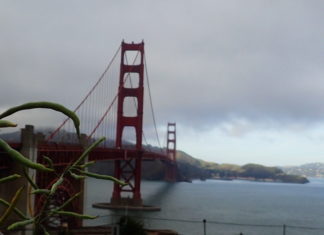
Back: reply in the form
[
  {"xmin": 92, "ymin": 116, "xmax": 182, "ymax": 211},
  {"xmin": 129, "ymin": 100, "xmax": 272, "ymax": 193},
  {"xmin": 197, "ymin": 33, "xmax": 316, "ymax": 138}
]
[{"xmin": 111, "ymin": 41, "xmax": 144, "ymax": 206}]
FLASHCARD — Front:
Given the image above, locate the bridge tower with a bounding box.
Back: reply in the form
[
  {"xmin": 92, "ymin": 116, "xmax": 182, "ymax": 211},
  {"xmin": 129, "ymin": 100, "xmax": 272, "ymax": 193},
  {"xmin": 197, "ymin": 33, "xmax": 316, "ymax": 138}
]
[
  {"xmin": 167, "ymin": 123, "xmax": 176, "ymax": 162},
  {"xmin": 165, "ymin": 123, "xmax": 177, "ymax": 181},
  {"xmin": 111, "ymin": 41, "xmax": 144, "ymax": 206}
]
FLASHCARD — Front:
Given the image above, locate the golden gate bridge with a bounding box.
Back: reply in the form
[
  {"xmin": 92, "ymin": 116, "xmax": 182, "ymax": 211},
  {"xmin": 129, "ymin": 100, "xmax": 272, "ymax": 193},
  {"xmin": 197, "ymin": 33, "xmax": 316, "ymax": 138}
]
[{"xmin": 0, "ymin": 41, "xmax": 178, "ymax": 228}]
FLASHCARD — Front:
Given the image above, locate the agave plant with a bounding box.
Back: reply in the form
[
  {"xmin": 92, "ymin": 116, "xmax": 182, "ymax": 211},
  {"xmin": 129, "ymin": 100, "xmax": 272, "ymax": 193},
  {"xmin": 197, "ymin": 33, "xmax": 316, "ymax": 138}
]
[{"xmin": 0, "ymin": 102, "xmax": 126, "ymax": 234}]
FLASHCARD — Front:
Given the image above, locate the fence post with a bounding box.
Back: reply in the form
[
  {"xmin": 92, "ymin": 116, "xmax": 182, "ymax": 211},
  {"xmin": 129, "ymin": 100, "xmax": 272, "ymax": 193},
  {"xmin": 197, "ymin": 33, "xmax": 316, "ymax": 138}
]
[
  {"xmin": 203, "ymin": 219, "xmax": 206, "ymax": 235},
  {"xmin": 283, "ymin": 224, "xmax": 286, "ymax": 235}
]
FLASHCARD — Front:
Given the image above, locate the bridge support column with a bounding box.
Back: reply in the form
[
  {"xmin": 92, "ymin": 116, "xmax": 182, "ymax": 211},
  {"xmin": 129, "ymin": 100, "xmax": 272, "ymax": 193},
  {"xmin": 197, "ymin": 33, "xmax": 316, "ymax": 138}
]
[
  {"xmin": 111, "ymin": 155, "xmax": 143, "ymax": 206},
  {"xmin": 0, "ymin": 125, "xmax": 39, "ymax": 233},
  {"xmin": 133, "ymin": 156, "xmax": 142, "ymax": 203},
  {"xmin": 111, "ymin": 41, "xmax": 145, "ymax": 206}
]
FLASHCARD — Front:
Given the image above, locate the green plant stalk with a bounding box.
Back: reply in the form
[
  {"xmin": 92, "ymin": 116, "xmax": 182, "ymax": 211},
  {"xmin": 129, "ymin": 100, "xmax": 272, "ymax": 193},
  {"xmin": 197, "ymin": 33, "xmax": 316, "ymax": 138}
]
[
  {"xmin": 79, "ymin": 160, "xmax": 96, "ymax": 169},
  {"xmin": 0, "ymin": 187, "xmax": 24, "ymax": 225},
  {"xmin": 41, "ymin": 225, "xmax": 50, "ymax": 235},
  {"xmin": 35, "ymin": 176, "xmax": 67, "ymax": 228},
  {"xmin": 0, "ymin": 101, "xmax": 80, "ymax": 137},
  {"xmin": 34, "ymin": 194, "xmax": 51, "ymax": 234},
  {"xmin": 23, "ymin": 168, "xmax": 38, "ymax": 189},
  {"xmin": 0, "ymin": 199, "xmax": 28, "ymax": 219},
  {"xmin": 42, "ymin": 156, "xmax": 54, "ymax": 169},
  {"xmin": 72, "ymin": 137, "xmax": 106, "ymax": 167},
  {"xmin": 0, "ymin": 120, "xmax": 17, "ymax": 128},
  {"xmin": 0, "ymin": 174, "xmax": 21, "ymax": 184},
  {"xmin": 49, "ymin": 177, "xmax": 63, "ymax": 195},
  {"xmin": 7, "ymin": 218, "xmax": 34, "ymax": 231},
  {"xmin": 31, "ymin": 189, "xmax": 50, "ymax": 195},
  {"xmin": 54, "ymin": 192, "xmax": 81, "ymax": 212},
  {"xmin": 55, "ymin": 210, "xmax": 97, "ymax": 219},
  {"xmin": 0, "ymin": 139, "xmax": 53, "ymax": 172},
  {"xmin": 69, "ymin": 170, "xmax": 86, "ymax": 180},
  {"xmin": 77, "ymin": 170, "xmax": 127, "ymax": 186}
]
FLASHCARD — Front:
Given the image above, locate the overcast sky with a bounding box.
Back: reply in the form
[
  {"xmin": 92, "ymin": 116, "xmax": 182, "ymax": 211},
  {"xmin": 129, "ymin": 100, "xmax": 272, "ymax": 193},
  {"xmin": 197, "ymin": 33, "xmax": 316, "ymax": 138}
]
[{"xmin": 1, "ymin": 0, "xmax": 324, "ymax": 166}]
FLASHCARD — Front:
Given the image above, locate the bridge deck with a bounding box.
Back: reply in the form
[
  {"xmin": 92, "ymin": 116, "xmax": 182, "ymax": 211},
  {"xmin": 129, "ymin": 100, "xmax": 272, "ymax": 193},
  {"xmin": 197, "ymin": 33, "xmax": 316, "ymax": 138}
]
[{"xmin": 0, "ymin": 142, "xmax": 174, "ymax": 169}]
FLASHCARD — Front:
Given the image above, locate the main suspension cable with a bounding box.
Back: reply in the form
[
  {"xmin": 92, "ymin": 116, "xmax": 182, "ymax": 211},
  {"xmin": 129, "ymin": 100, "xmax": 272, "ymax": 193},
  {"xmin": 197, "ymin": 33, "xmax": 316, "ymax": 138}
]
[
  {"xmin": 47, "ymin": 45, "xmax": 121, "ymax": 141},
  {"xmin": 144, "ymin": 54, "xmax": 163, "ymax": 151},
  {"xmin": 88, "ymin": 50, "xmax": 141, "ymax": 140}
]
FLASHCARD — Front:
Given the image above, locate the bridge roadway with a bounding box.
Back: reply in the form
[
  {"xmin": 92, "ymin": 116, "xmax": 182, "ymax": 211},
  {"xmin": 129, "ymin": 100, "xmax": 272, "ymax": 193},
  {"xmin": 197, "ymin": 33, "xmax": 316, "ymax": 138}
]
[{"xmin": 0, "ymin": 142, "xmax": 172, "ymax": 170}]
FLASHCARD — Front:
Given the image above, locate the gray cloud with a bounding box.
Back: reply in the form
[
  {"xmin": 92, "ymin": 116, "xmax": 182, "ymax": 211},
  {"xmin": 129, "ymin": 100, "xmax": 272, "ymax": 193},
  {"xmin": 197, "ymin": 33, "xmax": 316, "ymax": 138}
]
[{"xmin": 1, "ymin": 0, "xmax": 324, "ymax": 138}]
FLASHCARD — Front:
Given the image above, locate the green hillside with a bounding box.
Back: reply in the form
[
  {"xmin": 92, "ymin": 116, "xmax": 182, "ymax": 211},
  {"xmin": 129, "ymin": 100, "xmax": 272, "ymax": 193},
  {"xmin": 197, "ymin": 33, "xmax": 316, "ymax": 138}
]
[{"xmin": 175, "ymin": 151, "xmax": 309, "ymax": 184}]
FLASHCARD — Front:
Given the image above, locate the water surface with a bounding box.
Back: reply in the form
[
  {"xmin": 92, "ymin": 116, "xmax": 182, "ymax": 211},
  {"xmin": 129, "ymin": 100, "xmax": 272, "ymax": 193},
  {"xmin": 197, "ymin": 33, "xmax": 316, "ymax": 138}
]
[{"xmin": 84, "ymin": 178, "xmax": 324, "ymax": 235}]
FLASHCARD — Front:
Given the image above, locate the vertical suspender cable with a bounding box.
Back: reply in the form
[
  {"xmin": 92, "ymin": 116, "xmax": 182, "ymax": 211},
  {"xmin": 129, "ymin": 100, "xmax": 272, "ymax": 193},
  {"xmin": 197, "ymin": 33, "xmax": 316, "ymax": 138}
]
[
  {"xmin": 47, "ymin": 45, "xmax": 121, "ymax": 141},
  {"xmin": 87, "ymin": 50, "xmax": 140, "ymax": 139},
  {"xmin": 144, "ymin": 54, "xmax": 163, "ymax": 151}
]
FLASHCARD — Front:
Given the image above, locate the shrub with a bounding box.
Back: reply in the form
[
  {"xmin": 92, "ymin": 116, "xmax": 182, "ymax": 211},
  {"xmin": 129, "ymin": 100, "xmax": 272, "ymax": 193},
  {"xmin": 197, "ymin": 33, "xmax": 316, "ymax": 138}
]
[
  {"xmin": 119, "ymin": 216, "xmax": 146, "ymax": 235},
  {"xmin": 0, "ymin": 102, "xmax": 126, "ymax": 234}
]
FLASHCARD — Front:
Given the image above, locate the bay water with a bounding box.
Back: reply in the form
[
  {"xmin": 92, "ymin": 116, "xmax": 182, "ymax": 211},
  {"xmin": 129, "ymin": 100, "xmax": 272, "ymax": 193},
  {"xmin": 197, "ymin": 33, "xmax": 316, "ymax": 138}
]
[{"xmin": 84, "ymin": 178, "xmax": 324, "ymax": 235}]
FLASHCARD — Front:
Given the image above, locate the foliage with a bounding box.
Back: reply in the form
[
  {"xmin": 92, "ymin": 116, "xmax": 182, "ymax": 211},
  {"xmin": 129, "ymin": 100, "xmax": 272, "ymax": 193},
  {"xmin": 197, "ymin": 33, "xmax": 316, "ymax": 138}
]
[
  {"xmin": 0, "ymin": 101, "xmax": 126, "ymax": 234},
  {"xmin": 118, "ymin": 216, "xmax": 146, "ymax": 235},
  {"xmin": 275, "ymin": 174, "xmax": 309, "ymax": 184},
  {"xmin": 241, "ymin": 164, "xmax": 283, "ymax": 179}
]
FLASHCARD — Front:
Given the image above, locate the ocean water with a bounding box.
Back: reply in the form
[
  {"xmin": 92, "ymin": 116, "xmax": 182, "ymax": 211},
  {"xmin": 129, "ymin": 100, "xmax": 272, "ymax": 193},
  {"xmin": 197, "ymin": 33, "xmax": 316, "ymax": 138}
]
[{"xmin": 84, "ymin": 178, "xmax": 324, "ymax": 235}]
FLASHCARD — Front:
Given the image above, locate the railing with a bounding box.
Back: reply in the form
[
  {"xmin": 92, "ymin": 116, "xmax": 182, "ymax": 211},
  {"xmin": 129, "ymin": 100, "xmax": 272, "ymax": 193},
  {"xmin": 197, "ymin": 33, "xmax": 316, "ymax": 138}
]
[
  {"xmin": 96, "ymin": 214, "xmax": 324, "ymax": 235},
  {"xmin": 9, "ymin": 215, "xmax": 324, "ymax": 235}
]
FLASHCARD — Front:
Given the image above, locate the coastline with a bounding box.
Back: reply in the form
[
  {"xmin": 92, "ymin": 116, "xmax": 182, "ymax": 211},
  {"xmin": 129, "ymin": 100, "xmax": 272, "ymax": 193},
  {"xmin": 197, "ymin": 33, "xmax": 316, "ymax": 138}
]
[{"xmin": 210, "ymin": 176, "xmax": 309, "ymax": 184}]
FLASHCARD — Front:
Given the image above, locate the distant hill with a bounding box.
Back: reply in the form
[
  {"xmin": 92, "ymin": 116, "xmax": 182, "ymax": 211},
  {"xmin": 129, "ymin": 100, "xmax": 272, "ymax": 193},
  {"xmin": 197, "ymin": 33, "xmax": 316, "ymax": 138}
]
[
  {"xmin": 281, "ymin": 163, "xmax": 324, "ymax": 178},
  {"xmin": 175, "ymin": 151, "xmax": 308, "ymax": 184},
  {"xmin": 0, "ymin": 129, "xmax": 309, "ymax": 184},
  {"xmin": 0, "ymin": 130, "xmax": 21, "ymax": 142}
]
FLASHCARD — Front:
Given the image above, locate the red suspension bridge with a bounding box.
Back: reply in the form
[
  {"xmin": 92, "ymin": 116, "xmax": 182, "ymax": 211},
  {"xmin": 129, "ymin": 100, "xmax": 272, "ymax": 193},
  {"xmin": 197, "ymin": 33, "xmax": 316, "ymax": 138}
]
[{"xmin": 0, "ymin": 41, "xmax": 178, "ymax": 227}]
